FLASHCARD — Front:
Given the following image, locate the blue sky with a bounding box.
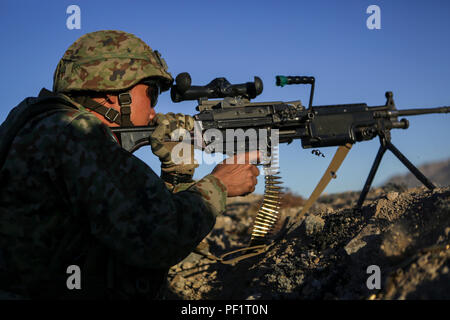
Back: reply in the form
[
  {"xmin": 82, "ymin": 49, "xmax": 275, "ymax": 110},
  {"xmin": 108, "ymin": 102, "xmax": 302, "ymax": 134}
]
[{"xmin": 1, "ymin": 0, "xmax": 449, "ymax": 197}]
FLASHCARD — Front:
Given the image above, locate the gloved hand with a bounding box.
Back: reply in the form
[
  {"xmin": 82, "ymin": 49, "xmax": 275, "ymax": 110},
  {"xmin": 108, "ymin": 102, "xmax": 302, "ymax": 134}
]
[{"xmin": 150, "ymin": 113, "xmax": 198, "ymax": 185}]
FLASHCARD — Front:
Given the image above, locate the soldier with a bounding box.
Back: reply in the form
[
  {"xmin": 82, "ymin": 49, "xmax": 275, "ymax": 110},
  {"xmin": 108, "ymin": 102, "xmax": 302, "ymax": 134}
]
[{"xmin": 0, "ymin": 30, "xmax": 259, "ymax": 299}]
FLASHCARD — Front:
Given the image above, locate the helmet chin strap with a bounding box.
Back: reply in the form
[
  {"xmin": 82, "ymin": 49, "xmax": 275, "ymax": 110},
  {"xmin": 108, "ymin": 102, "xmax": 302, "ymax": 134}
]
[
  {"xmin": 70, "ymin": 91, "xmax": 133, "ymax": 127},
  {"xmin": 118, "ymin": 92, "xmax": 133, "ymax": 127}
]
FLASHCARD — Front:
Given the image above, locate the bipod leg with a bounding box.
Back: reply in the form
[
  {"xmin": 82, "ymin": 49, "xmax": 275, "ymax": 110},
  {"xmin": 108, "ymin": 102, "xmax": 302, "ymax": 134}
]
[
  {"xmin": 384, "ymin": 141, "xmax": 436, "ymax": 190},
  {"xmin": 355, "ymin": 144, "xmax": 387, "ymax": 210}
]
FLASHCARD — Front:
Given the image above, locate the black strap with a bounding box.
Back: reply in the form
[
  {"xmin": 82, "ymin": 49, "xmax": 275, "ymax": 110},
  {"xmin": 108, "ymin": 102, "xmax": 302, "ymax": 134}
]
[
  {"xmin": 71, "ymin": 95, "xmax": 122, "ymax": 125},
  {"xmin": 70, "ymin": 92, "xmax": 133, "ymax": 127}
]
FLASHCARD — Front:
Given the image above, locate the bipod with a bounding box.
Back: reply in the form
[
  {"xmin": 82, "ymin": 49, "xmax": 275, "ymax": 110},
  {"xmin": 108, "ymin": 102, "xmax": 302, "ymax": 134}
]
[{"xmin": 355, "ymin": 131, "xmax": 435, "ymax": 210}]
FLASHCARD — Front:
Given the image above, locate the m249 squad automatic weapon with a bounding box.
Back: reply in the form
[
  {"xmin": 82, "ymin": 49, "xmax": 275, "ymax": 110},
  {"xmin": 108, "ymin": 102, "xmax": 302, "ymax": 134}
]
[{"xmin": 111, "ymin": 73, "xmax": 449, "ymax": 261}]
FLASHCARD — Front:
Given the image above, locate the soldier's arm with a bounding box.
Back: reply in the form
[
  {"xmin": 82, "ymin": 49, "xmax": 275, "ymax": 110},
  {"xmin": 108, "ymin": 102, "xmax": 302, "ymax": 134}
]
[{"xmin": 56, "ymin": 112, "xmax": 227, "ymax": 269}]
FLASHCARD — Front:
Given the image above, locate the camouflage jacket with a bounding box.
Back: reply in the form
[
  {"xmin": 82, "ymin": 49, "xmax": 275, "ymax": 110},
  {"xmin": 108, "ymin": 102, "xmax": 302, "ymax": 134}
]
[{"xmin": 0, "ymin": 91, "xmax": 227, "ymax": 299}]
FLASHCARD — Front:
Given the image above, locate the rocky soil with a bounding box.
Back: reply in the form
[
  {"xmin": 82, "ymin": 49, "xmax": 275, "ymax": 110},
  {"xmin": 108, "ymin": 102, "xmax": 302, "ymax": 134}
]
[{"xmin": 166, "ymin": 184, "xmax": 450, "ymax": 300}]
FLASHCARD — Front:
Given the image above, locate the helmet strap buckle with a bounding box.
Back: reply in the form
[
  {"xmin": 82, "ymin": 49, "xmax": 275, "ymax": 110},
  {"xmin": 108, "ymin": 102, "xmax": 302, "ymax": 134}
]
[
  {"xmin": 104, "ymin": 107, "xmax": 120, "ymax": 123},
  {"xmin": 118, "ymin": 92, "xmax": 133, "ymax": 127}
]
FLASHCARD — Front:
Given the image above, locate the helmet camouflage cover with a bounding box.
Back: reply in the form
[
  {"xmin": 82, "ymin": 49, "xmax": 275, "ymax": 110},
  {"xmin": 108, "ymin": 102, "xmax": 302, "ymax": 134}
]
[{"xmin": 53, "ymin": 30, "xmax": 173, "ymax": 93}]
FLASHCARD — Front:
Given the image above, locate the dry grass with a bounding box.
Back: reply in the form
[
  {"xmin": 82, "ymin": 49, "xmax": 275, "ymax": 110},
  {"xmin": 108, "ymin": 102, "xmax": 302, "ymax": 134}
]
[
  {"xmin": 280, "ymin": 191, "xmax": 305, "ymax": 208},
  {"xmin": 248, "ymin": 190, "xmax": 305, "ymax": 212}
]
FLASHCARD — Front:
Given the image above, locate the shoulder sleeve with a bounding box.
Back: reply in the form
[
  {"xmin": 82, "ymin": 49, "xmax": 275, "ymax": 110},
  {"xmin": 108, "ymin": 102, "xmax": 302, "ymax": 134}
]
[{"xmin": 56, "ymin": 111, "xmax": 227, "ymax": 269}]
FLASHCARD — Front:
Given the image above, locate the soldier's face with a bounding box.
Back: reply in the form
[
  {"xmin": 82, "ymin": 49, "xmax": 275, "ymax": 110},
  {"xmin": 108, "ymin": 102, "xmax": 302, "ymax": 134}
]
[{"xmin": 129, "ymin": 83, "xmax": 157, "ymax": 126}]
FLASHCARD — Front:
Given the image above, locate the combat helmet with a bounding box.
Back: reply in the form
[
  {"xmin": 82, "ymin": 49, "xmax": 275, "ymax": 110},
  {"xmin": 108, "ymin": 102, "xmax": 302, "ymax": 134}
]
[{"xmin": 53, "ymin": 30, "xmax": 173, "ymax": 126}]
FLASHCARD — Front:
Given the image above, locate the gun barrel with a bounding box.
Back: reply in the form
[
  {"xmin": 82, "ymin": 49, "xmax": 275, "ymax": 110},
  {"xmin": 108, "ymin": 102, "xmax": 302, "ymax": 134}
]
[
  {"xmin": 374, "ymin": 106, "xmax": 450, "ymax": 118},
  {"xmin": 395, "ymin": 106, "xmax": 450, "ymax": 116}
]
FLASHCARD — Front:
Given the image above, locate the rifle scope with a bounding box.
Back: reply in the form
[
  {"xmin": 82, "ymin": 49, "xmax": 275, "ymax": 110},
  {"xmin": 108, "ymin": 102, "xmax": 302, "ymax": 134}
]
[{"xmin": 171, "ymin": 72, "xmax": 263, "ymax": 102}]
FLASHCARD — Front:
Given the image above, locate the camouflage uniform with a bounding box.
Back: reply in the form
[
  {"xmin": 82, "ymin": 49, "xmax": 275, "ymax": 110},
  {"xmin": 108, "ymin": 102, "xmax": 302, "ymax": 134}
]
[{"xmin": 0, "ymin": 31, "xmax": 227, "ymax": 299}]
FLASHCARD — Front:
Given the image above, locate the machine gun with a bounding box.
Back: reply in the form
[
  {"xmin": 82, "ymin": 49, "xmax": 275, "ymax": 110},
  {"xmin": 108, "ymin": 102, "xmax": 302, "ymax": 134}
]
[{"xmin": 111, "ymin": 73, "xmax": 450, "ymax": 250}]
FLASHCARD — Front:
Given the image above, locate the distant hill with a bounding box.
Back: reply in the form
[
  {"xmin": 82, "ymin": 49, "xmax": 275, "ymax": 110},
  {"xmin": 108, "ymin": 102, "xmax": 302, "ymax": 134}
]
[{"xmin": 382, "ymin": 158, "xmax": 450, "ymax": 188}]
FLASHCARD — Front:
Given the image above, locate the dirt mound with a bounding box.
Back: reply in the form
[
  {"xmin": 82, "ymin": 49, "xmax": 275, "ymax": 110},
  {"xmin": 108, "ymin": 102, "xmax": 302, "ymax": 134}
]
[{"xmin": 166, "ymin": 186, "xmax": 450, "ymax": 300}]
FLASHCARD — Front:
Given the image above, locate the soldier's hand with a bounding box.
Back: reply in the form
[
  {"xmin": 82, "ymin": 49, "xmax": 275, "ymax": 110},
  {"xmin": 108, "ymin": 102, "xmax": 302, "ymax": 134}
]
[
  {"xmin": 150, "ymin": 113, "xmax": 198, "ymax": 181},
  {"xmin": 211, "ymin": 151, "xmax": 261, "ymax": 197}
]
